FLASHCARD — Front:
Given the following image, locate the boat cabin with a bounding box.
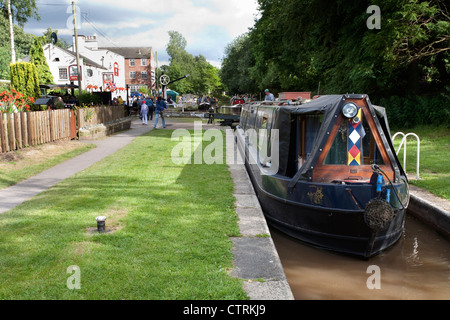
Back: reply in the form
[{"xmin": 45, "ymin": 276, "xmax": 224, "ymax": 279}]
[{"xmin": 239, "ymin": 95, "xmax": 403, "ymax": 185}]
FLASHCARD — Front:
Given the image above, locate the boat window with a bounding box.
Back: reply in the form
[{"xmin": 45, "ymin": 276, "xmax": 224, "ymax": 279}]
[
  {"xmin": 257, "ymin": 109, "xmax": 274, "ymax": 166},
  {"xmin": 323, "ymin": 121, "xmax": 348, "ymax": 165},
  {"xmin": 324, "ymin": 112, "xmax": 384, "ymax": 165},
  {"xmin": 362, "ymin": 119, "xmax": 384, "ymax": 165},
  {"xmin": 240, "ymin": 109, "xmax": 249, "ymax": 130},
  {"xmin": 245, "ymin": 106, "xmax": 257, "ymax": 133},
  {"xmin": 297, "ymin": 114, "xmax": 323, "ymax": 169}
]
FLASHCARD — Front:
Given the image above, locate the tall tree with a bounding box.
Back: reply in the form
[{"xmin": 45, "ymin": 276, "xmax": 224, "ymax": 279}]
[
  {"xmin": 165, "ymin": 31, "xmax": 223, "ymax": 95},
  {"xmin": 1, "ymin": 0, "xmax": 39, "ymax": 65},
  {"xmin": 229, "ymin": 0, "xmax": 449, "ymax": 98},
  {"xmin": 29, "ymin": 36, "xmax": 53, "ymax": 84},
  {"xmin": 0, "ymin": 0, "xmax": 39, "ymax": 27},
  {"xmin": 221, "ymin": 33, "xmax": 258, "ymax": 95},
  {"xmin": 0, "ymin": 14, "xmax": 34, "ymax": 79}
]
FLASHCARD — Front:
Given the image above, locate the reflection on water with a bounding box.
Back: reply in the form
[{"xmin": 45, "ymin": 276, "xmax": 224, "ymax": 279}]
[{"xmin": 271, "ymin": 214, "xmax": 450, "ymax": 300}]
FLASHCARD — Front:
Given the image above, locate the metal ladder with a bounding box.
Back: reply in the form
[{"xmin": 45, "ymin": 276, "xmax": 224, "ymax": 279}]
[{"xmin": 392, "ymin": 132, "xmax": 420, "ymax": 180}]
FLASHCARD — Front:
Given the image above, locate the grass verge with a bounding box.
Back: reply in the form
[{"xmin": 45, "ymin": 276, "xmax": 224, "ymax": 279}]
[
  {"xmin": 0, "ymin": 141, "xmax": 95, "ymax": 190},
  {"xmin": 0, "ymin": 129, "xmax": 247, "ymax": 299},
  {"xmin": 392, "ymin": 126, "xmax": 449, "ymax": 200}
]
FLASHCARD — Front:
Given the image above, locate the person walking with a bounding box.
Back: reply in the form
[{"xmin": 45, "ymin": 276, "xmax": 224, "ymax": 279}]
[
  {"xmin": 153, "ymin": 96, "xmax": 167, "ymax": 129},
  {"xmin": 132, "ymin": 98, "xmax": 138, "ymax": 116},
  {"xmin": 140, "ymin": 100, "xmax": 149, "ymax": 125},
  {"xmin": 147, "ymin": 96, "xmax": 155, "ymax": 120},
  {"xmin": 264, "ymin": 89, "xmax": 275, "ymax": 101}
]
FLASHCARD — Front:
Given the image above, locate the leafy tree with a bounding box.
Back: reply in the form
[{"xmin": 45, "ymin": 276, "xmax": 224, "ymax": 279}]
[
  {"xmin": 165, "ymin": 31, "xmax": 224, "ymax": 96},
  {"xmin": 224, "ymin": 0, "xmax": 449, "ymax": 98},
  {"xmin": 221, "ymin": 33, "xmax": 258, "ymax": 95},
  {"xmin": 0, "ymin": 14, "xmax": 34, "ymax": 79},
  {"xmin": 0, "ymin": 0, "xmax": 39, "ymax": 27},
  {"xmin": 29, "ymin": 36, "xmax": 53, "ymax": 84}
]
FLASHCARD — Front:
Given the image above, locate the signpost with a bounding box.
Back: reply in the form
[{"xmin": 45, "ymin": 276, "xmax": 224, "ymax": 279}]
[{"xmin": 159, "ymin": 74, "xmax": 189, "ymax": 102}]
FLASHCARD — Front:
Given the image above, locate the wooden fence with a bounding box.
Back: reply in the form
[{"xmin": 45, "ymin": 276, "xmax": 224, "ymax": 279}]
[
  {"xmin": 0, "ymin": 109, "xmax": 75, "ymax": 153},
  {"xmin": 0, "ymin": 105, "xmax": 127, "ymax": 153},
  {"xmin": 77, "ymin": 105, "xmax": 126, "ymax": 128}
]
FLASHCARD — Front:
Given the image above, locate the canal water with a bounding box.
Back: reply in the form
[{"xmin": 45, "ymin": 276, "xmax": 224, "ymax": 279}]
[{"xmin": 271, "ymin": 214, "xmax": 450, "ymax": 300}]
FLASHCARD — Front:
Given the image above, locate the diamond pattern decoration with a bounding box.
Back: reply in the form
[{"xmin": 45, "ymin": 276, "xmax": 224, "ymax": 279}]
[
  {"xmin": 348, "ymin": 108, "xmax": 362, "ymax": 166},
  {"xmin": 349, "ymin": 129, "xmax": 361, "ymax": 145}
]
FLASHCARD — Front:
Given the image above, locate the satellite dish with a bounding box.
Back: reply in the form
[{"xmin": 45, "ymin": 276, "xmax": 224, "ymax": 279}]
[{"xmin": 51, "ymin": 32, "xmax": 58, "ymax": 45}]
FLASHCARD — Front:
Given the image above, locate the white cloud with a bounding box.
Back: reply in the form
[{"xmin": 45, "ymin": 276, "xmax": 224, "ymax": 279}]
[{"xmin": 27, "ymin": 0, "xmax": 260, "ymax": 67}]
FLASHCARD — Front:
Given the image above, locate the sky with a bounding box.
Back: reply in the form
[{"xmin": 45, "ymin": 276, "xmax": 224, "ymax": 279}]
[{"xmin": 23, "ymin": 0, "xmax": 260, "ymax": 68}]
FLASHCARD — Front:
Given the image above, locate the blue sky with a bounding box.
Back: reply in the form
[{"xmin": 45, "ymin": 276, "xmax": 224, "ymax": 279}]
[{"xmin": 23, "ymin": 0, "xmax": 260, "ymax": 67}]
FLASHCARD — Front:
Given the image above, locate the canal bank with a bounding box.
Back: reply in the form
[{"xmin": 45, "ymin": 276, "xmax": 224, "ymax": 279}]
[
  {"xmin": 408, "ymin": 185, "xmax": 450, "ymax": 240},
  {"xmin": 228, "ymin": 162, "xmax": 294, "ymax": 300}
]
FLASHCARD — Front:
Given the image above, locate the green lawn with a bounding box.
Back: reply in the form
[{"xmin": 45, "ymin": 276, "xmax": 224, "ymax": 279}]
[
  {"xmin": 392, "ymin": 126, "xmax": 449, "ymax": 200},
  {"xmin": 0, "ymin": 129, "xmax": 247, "ymax": 299}
]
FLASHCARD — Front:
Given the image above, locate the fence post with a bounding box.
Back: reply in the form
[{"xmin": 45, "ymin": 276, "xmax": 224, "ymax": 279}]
[
  {"xmin": 21, "ymin": 112, "xmax": 27, "ymax": 147},
  {"xmin": 8, "ymin": 113, "xmax": 15, "ymax": 151},
  {"xmin": 49, "ymin": 109, "xmax": 54, "ymax": 142},
  {"xmin": 0, "ymin": 113, "xmax": 6, "ymax": 152}
]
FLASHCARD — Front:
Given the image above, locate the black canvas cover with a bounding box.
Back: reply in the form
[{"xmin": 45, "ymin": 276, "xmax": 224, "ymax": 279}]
[{"xmin": 270, "ymin": 95, "xmax": 406, "ymax": 187}]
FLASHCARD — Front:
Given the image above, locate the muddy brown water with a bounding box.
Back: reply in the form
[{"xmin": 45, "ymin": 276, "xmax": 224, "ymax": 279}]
[{"xmin": 271, "ymin": 214, "xmax": 450, "ymax": 300}]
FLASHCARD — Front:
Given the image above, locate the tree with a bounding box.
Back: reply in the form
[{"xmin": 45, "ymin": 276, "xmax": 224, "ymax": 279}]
[
  {"xmin": 10, "ymin": 62, "xmax": 40, "ymax": 99},
  {"xmin": 29, "ymin": 36, "xmax": 53, "ymax": 84},
  {"xmin": 225, "ymin": 0, "xmax": 449, "ymax": 99},
  {"xmin": 0, "ymin": 14, "xmax": 34, "ymax": 79},
  {"xmin": 165, "ymin": 31, "xmax": 224, "ymax": 96},
  {"xmin": 0, "ymin": 0, "xmax": 39, "ymax": 27},
  {"xmin": 221, "ymin": 33, "xmax": 258, "ymax": 95}
]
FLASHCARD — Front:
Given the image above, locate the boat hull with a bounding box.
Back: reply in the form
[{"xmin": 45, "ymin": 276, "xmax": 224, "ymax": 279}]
[{"xmin": 245, "ymin": 161, "xmax": 406, "ymax": 259}]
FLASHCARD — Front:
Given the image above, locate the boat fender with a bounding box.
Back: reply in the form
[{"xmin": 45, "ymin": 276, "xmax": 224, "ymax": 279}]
[{"xmin": 364, "ymin": 198, "xmax": 395, "ymax": 231}]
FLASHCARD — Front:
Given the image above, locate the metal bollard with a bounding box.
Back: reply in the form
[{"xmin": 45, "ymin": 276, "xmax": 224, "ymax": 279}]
[{"xmin": 96, "ymin": 216, "xmax": 106, "ymax": 233}]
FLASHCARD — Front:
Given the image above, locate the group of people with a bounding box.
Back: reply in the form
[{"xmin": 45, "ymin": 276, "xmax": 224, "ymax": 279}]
[
  {"xmin": 131, "ymin": 89, "xmax": 275, "ymax": 128},
  {"xmin": 138, "ymin": 96, "xmax": 168, "ymax": 129}
]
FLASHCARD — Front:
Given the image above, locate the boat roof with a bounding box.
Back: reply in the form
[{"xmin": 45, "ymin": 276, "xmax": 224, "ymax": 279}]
[{"xmin": 245, "ymin": 94, "xmax": 402, "ymax": 181}]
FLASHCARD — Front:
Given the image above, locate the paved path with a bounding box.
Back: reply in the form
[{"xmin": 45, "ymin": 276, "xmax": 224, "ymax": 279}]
[
  {"xmin": 0, "ymin": 118, "xmax": 218, "ymax": 214},
  {"xmin": 0, "ymin": 118, "xmax": 153, "ymax": 214}
]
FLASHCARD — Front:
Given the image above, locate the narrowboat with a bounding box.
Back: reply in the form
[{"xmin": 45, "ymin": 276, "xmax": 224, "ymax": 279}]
[{"xmin": 235, "ymin": 94, "xmax": 410, "ymax": 258}]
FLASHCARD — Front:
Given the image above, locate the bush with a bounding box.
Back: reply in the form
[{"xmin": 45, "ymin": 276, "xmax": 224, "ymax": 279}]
[
  {"xmin": 379, "ymin": 94, "xmax": 450, "ymax": 129},
  {"xmin": 9, "ymin": 62, "xmax": 40, "ymax": 100},
  {"xmin": 78, "ymin": 90, "xmax": 101, "ymax": 106}
]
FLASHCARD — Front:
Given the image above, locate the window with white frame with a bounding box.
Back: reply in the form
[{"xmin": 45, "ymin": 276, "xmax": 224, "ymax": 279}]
[
  {"xmin": 141, "ymin": 71, "xmax": 147, "ymax": 79},
  {"xmin": 141, "ymin": 59, "xmax": 147, "ymax": 66},
  {"xmin": 59, "ymin": 67, "xmax": 68, "ymax": 80},
  {"xmin": 130, "ymin": 71, "xmax": 136, "ymax": 79},
  {"xmin": 129, "ymin": 59, "xmax": 135, "ymax": 67}
]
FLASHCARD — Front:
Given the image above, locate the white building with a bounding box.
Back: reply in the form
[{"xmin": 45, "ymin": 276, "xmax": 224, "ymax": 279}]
[
  {"xmin": 43, "ymin": 35, "xmax": 126, "ymax": 99},
  {"xmin": 69, "ymin": 35, "xmax": 126, "ymax": 95}
]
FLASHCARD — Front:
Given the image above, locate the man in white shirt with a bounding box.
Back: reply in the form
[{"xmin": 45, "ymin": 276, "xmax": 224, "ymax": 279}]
[{"xmin": 264, "ymin": 89, "xmax": 275, "ymax": 101}]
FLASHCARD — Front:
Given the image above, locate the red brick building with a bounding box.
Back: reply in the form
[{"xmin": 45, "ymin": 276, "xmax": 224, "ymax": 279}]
[{"xmin": 100, "ymin": 47, "xmax": 156, "ymax": 95}]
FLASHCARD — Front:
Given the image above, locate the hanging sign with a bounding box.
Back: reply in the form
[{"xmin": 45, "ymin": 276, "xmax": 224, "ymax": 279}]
[
  {"xmin": 69, "ymin": 65, "xmax": 82, "ymax": 81},
  {"xmin": 114, "ymin": 62, "xmax": 119, "ymax": 77}
]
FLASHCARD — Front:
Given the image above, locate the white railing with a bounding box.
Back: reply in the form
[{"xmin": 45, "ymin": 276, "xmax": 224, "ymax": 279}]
[{"xmin": 392, "ymin": 132, "xmax": 420, "ymax": 180}]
